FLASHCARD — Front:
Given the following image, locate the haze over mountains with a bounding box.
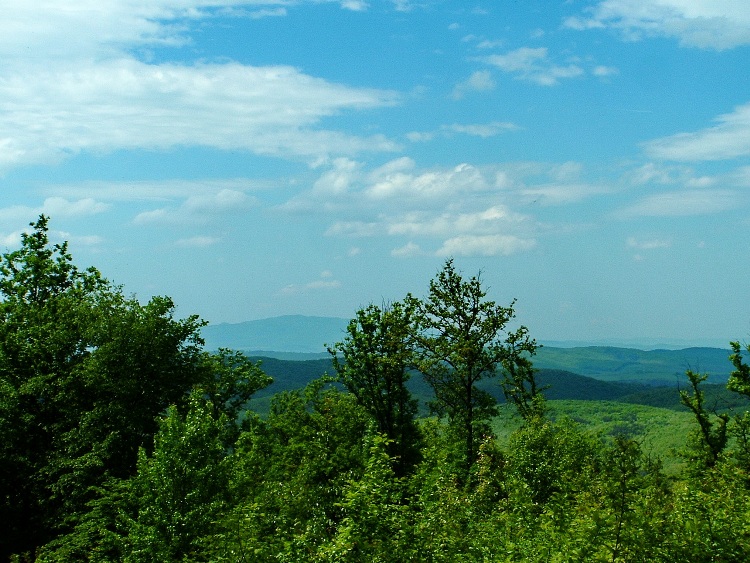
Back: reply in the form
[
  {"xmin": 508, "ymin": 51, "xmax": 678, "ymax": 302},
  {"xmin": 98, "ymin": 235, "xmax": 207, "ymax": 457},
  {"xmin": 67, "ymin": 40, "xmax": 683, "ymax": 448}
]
[
  {"xmin": 201, "ymin": 315, "xmax": 736, "ymax": 385},
  {"xmin": 202, "ymin": 315, "xmax": 735, "ymax": 354}
]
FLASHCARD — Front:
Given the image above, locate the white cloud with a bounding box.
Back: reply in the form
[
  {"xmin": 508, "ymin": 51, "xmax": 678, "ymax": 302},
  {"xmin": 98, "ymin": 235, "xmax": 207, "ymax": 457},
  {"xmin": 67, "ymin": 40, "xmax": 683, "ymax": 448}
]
[
  {"xmin": 451, "ymin": 70, "xmax": 495, "ymax": 99},
  {"xmin": 134, "ymin": 188, "xmax": 255, "ymax": 225},
  {"xmin": 644, "ymin": 102, "xmax": 750, "ymax": 161},
  {"xmin": 391, "ymin": 241, "xmax": 421, "ymax": 257},
  {"xmin": 407, "ymin": 122, "xmax": 518, "ymax": 142},
  {"xmin": 0, "ymin": 1, "xmax": 385, "ymax": 64},
  {"xmin": 306, "ymin": 279, "xmax": 342, "ymax": 290},
  {"xmin": 43, "ymin": 178, "xmax": 274, "ymax": 202},
  {"xmin": 280, "ymin": 274, "xmax": 342, "ymax": 294},
  {"xmin": 366, "ymin": 162, "xmax": 489, "ymax": 201},
  {"xmin": 593, "ymin": 65, "xmax": 619, "ymax": 77},
  {"xmin": 249, "ymin": 7, "xmax": 287, "ymax": 19},
  {"xmin": 312, "ymin": 158, "xmax": 363, "ymax": 195},
  {"xmin": 617, "ymin": 189, "xmax": 737, "ymax": 217},
  {"xmin": 392, "ymin": 0, "xmax": 415, "ymax": 12},
  {"xmin": 629, "ymin": 163, "xmax": 677, "ymax": 184},
  {"xmin": 0, "ymin": 198, "xmax": 110, "ymax": 228},
  {"xmin": 566, "ymin": 0, "xmax": 750, "ymax": 50},
  {"xmin": 340, "ymin": 0, "xmax": 369, "ymax": 10},
  {"xmin": 406, "ymin": 131, "xmax": 436, "ymax": 142},
  {"xmin": 0, "ymin": 2, "xmax": 401, "ymax": 172},
  {"xmin": 484, "ymin": 47, "xmax": 584, "ymax": 86},
  {"xmin": 437, "ymin": 234, "xmax": 536, "ymax": 256},
  {"xmin": 0, "ymin": 231, "xmax": 24, "ymax": 249},
  {"xmin": 298, "ymin": 159, "xmax": 549, "ymax": 258},
  {"xmin": 445, "ymin": 122, "xmax": 519, "ymax": 138},
  {"xmin": 43, "ymin": 197, "xmax": 111, "ymax": 217},
  {"xmin": 0, "ymin": 59, "xmax": 399, "ymax": 171}
]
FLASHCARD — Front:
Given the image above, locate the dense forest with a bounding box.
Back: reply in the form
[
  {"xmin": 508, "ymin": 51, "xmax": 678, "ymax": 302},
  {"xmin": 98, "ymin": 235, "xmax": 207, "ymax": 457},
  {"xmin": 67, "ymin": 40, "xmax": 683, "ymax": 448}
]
[{"xmin": 3, "ymin": 216, "xmax": 750, "ymax": 562}]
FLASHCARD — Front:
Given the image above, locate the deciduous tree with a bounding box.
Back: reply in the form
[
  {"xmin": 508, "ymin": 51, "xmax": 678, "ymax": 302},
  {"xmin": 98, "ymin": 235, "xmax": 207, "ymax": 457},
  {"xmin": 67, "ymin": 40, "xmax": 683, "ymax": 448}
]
[
  {"xmin": 328, "ymin": 301, "xmax": 420, "ymax": 475},
  {"xmin": 408, "ymin": 259, "xmax": 535, "ymax": 478}
]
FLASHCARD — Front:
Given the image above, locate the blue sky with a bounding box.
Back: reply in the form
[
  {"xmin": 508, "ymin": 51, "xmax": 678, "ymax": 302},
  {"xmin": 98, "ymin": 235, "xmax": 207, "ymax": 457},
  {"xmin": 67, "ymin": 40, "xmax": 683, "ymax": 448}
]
[{"xmin": 1, "ymin": 0, "xmax": 749, "ymax": 346}]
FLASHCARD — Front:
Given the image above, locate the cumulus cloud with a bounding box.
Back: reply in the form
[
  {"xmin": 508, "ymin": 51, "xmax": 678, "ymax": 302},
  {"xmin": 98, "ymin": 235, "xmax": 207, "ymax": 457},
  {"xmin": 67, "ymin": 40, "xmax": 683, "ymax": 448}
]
[
  {"xmin": 300, "ymin": 157, "xmax": 635, "ymax": 258},
  {"xmin": 644, "ymin": 102, "xmax": 750, "ymax": 161},
  {"xmin": 366, "ymin": 162, "xmax": 489, "ymax": 201},
  {"xmin": 305, "ymin": 158, "xmax": 615, "ymax": 257},
  {"xmin": 484, "ymin": 47, "xmax": 584, "ymax": 86},
  {"xmin": 565, "ymin": 0, "xmax": 750, "ymax": 50}
]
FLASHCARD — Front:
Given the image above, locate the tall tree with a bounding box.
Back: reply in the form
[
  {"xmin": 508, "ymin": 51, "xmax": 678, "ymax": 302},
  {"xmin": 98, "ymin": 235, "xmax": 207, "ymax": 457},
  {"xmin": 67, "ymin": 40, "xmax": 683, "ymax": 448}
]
[
  {"xmin": 0, "ymin": 216, "xmax": 210, "ymax": 558},
  {"xmin": 328, "ymin": 301, "xmax": 420, "ymax": 475},
  {"xmin": 408, "ymin": 259, "xmax": 535, "ymax": 478}
]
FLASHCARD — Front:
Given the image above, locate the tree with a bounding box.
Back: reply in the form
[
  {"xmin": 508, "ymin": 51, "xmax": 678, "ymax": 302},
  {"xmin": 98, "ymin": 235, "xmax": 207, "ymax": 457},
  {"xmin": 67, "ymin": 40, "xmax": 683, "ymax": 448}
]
[
  {"xmin": 408, "ymin": 259, "xmax": 535, "ymax": 478},
  {"xmin": 728, "ymin": 341, "xmax": 750, "ymax": 398},
  {"xmin": 227, "ymin": 378, "xmax": 372, "ymax": 560},
  {"xmin": 328, "ymin": 301, "xmax": 420, "ymax": 475},
  {"xmin": 500, "ymin": 325, "xmax": 545, "ymax": 421},
  {"xmin": 680, "ymin": 370, "xmax": 729, "ymax": 470},
  {"xmin": 0, "ymin": 216, "xmax": 211, "ymax": 558},
  {"xmin": 126, "ymin": 392, "xmax": 233, "ymax": 563}
]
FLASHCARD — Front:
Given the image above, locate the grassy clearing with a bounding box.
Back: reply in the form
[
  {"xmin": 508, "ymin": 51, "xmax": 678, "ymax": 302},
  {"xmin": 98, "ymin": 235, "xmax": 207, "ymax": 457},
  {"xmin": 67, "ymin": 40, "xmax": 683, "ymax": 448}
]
[{"xmin": 491, "ymin": 400, "xmax": 696, "ymax": 474}]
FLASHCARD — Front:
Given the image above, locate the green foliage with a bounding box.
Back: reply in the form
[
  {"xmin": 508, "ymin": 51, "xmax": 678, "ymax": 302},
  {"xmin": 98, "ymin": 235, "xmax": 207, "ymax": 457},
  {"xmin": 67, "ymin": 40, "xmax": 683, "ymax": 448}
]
[
  {"xmin": 319, "ymin": 434, "xmax": 413, "ymax": 562},
  {"xmin": 409, "ymin": 258, "xmax": 535, "ymax": 478},
  {"xmin": 126, "ymin": 393, "xmax": 232, "ymax": 562},
  {"xmin": 223, "ymin": 379, "xmax": 372, "ymax": 561},
  {"xmin": 506, "ymin": 417, "xmax": 602, "ymax": 507},
  {"xmin": 501, "ymin": 326, "xmax": 545, "ymax": 421},
  {"xmin": 728, "ymin": 341, "xmax": 750, "ymax": 398},
  {"xmin": 680, "ymin": 370, "xmax": 729, "ymax": 470},
  {"xmin": 0, "ymin": 217, "xmax": 270, "ymax": 560},
  {"xmin": 328, "ymin": 301, "xmax": 420, "ymax": 476},
  {"xmin": 196, "ymin": 348, "xmax": 272, "ymax": 442},
  {"xmin": 9, "ymin": 216, "xmax": 750, "ymax": 562}
]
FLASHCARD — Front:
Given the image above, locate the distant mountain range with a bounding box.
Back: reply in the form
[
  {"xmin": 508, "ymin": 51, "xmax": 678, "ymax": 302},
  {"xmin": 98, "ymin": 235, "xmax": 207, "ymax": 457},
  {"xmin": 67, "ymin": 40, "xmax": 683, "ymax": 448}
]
[
  {"xmin": 202, "ymin": 315, "xmax": 349, "ymax": 356},
  {"xmin": 201, "ymin": 315, "xmax": 735, "ymax": 384}
]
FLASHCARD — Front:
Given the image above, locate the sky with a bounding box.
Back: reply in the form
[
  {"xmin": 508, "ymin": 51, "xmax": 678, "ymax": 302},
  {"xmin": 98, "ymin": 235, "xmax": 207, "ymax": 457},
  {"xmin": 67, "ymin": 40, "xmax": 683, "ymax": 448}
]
[{"xmin": 1, "ymin": 0, "xmax": 749, "ymax": 347}]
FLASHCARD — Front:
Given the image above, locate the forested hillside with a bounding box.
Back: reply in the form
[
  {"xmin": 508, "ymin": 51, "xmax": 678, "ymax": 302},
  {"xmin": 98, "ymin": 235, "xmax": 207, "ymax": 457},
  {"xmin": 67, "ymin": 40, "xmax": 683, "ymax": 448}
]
[{"xmin": 3, "ymin": 217, "xmax": 750, "ymax": 562}]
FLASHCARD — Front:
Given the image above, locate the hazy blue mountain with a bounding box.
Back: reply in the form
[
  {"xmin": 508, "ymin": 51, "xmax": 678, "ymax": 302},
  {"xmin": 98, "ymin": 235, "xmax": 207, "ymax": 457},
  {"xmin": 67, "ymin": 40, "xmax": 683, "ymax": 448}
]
[
  {"xmin": 201, "ymin": 315, "xmax": 349, "ymax": 355},
  {"xmin": 202, "ymin": 315, "xmax": 734, "ymax": 384}
]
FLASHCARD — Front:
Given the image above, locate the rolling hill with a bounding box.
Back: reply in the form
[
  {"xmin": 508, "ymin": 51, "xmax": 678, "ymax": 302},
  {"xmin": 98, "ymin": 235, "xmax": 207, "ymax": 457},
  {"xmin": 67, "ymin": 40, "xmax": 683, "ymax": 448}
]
[{"xmin": 205, "ymin": 315, "xmax": 735, "ymax": 385}]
